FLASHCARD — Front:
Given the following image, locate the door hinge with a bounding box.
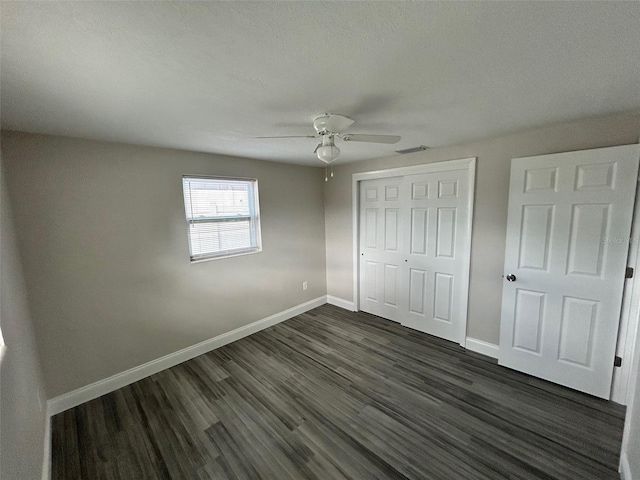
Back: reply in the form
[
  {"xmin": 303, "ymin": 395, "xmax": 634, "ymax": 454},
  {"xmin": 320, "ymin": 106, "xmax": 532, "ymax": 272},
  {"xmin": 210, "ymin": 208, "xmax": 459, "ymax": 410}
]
[
  {"xmin": 614, "ymin": 356, "xmax": 622, "ymax": 367},
  {"xmin": 626, "ymin": 267, "xmax": 634, "ymax": 279}
]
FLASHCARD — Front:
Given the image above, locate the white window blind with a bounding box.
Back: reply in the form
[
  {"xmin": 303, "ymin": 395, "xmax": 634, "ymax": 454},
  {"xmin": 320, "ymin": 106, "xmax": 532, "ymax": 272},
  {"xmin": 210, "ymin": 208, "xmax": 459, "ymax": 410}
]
[{"xmin": 182, "ymin": 176, "xmax": 262, "ymax": 261}]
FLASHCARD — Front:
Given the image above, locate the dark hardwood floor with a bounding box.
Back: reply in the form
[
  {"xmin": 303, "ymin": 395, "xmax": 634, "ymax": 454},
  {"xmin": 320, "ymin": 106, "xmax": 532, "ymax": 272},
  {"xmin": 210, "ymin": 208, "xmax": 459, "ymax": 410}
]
[{"xmin": 51, "ymin": 304, "xmax": 626, "ymax": 479}]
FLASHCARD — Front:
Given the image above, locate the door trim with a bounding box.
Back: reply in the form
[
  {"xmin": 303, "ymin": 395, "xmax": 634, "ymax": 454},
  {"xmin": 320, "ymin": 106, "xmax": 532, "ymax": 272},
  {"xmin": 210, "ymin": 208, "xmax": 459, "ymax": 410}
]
[
  {"xmin": 351, "ymin": 157, "xmax": 476, "ymax": 346},
  {"xmin": 612, "ymin": 170, "xmax": 640, "ymax": 405}
]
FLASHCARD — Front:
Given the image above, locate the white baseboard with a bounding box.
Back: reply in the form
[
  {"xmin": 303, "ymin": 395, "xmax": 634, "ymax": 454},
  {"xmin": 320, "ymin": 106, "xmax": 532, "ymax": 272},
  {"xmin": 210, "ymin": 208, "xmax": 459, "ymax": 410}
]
[
  {"xmin": 47, "ymin": 296, "xmax": 326, "ymax": 417},
  {"xmin": 326, "ymin": 295, "xmax": 356, "ymax": 311},
  {"xmin": 465, "ymin": 337, "xmax": 499, "ymax": 359},
  {"xmin": 620, "ymin": 452, "xmax": 632, "ymax": 480}
]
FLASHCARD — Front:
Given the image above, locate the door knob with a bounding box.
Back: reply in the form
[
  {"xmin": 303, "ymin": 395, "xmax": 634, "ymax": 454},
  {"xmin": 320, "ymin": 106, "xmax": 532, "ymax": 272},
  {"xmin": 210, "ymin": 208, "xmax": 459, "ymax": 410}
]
[{"xmin": 506, "ymin": 274, "xmax": 516, "ymax": 282}]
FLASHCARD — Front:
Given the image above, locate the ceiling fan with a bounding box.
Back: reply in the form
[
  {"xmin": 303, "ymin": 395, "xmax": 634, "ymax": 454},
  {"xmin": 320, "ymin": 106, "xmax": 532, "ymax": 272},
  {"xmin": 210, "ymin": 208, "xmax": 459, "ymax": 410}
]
[{"xmin": 257, "ymin": 113, "xmax": 401, "ymax": 165}]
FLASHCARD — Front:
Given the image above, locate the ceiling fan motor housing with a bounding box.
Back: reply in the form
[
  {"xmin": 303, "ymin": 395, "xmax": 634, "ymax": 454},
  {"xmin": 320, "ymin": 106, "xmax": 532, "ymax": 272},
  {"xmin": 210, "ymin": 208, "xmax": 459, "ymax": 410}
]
[{"xmin": 313, "ymin": 114, "xmax": 355, "ymax": 135}]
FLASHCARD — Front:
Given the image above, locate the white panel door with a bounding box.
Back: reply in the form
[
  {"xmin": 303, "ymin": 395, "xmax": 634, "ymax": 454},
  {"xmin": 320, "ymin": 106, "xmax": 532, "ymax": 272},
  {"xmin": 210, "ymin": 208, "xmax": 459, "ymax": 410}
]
[
  {"xmin": 402, "ymin": 169, "xmax": 470, "ymax": 342},
  {"xmin": 359, "ymin": 177, "xmax": 407, "ymax": 321},
  {"xmin": 500, "ymin": 144, "xmax": 640, "ymax": 399}
]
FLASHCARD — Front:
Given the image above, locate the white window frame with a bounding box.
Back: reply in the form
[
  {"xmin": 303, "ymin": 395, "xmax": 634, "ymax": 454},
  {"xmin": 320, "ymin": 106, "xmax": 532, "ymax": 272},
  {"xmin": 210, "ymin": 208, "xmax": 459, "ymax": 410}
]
[{"xmin": 182, "ymin": 175, "xmax": 262, "ymax": 262}]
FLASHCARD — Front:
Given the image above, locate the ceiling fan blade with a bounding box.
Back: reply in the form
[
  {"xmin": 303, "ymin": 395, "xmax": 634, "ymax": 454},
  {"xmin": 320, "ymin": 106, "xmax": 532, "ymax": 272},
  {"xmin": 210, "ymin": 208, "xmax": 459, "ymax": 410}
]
[
  {"xmin": 340, "ymin": 134, "xmax": 401, "ymax": 144},
  {"xmin": 255, "ymin": 135, "xmax": 317, "ymax": 139}
]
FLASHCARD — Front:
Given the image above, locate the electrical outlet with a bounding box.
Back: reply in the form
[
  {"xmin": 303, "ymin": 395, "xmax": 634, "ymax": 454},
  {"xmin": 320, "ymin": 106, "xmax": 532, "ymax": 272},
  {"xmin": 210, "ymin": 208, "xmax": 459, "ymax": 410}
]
[{"xmin": 302, "ymin": 281, "xmax": 308, "ymax": 291}]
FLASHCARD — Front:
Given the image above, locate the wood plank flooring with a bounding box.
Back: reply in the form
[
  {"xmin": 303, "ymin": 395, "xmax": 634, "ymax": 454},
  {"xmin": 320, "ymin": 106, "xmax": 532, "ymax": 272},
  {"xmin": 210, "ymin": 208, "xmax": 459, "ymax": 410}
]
[{"xmin": 51, "ymin": 304, "xmax": 626, "ymax": 479}]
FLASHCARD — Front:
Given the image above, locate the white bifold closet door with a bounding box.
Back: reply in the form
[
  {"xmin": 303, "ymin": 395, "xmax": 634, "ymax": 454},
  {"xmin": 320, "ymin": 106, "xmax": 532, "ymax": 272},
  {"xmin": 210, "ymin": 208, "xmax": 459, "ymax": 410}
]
[
  {"xmin": 359, "ymin": 169, "xmax": 470, "ymax": 343},
  {"xmin": 359, "ymin": 176, "xmax": 406, "ymax": 323}
]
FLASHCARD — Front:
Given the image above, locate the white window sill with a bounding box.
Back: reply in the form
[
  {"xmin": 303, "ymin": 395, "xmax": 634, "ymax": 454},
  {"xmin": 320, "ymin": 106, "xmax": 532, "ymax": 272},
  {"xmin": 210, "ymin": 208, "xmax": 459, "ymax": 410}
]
[{"xmin": 190, "ymin": 248, "xmax": 262, "ymax": 264}]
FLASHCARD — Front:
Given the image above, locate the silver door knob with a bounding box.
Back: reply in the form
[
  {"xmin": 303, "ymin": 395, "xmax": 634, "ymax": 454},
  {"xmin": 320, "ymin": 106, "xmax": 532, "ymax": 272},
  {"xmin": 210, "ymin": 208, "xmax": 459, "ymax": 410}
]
[{"xmin": 506, "ymin": 274, "xmax": 516, "ymax": 282}]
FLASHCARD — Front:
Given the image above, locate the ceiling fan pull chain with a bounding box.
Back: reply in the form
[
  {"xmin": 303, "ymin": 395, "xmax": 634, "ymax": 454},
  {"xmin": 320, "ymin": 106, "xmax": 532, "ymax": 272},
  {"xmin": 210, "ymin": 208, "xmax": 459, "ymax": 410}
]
[
  {"xmin": 330, "ymin": 164, "xmax": 334, "ymax": 178},
  {"xmin": 325, "ymin": 166, "xmax": 328, "ymax": 182}
]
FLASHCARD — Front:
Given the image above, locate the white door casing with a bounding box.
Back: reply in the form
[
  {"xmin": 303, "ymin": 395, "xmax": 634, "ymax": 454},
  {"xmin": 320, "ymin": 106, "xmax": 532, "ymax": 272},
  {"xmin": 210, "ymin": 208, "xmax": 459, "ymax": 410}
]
[
  {"xmin": 356, "ymin": 159, "xmax": 475, "ymax": 345},
  {"xmin": 499, "ymin": 144, "xmax": 640, "ymax": 399},
  {"xmin": 612, "ymin": 182, "xmax": 640, "ymax": 405}
]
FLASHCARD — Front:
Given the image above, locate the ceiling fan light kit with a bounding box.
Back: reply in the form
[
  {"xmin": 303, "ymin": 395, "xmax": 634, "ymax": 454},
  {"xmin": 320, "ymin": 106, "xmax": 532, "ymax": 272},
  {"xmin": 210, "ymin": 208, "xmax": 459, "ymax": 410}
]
[{"xmin": 316, "ymin": 135, "xmax": 341, "ymax": 164}]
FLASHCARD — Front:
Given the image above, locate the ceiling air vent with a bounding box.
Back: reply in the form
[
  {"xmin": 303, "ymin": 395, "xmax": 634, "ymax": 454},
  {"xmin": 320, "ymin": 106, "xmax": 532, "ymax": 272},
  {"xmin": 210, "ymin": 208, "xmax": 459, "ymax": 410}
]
[{"xmin": 396, "ymin": 145, "xmax": 428, "ymax": 154}]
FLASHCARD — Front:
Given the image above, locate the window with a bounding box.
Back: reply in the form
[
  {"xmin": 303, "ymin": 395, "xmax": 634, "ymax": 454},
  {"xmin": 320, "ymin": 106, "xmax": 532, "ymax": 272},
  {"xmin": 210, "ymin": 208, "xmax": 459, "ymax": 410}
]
[{"xmin": 182, "ymin": 176, "xmax": 262, "ymax": 261}]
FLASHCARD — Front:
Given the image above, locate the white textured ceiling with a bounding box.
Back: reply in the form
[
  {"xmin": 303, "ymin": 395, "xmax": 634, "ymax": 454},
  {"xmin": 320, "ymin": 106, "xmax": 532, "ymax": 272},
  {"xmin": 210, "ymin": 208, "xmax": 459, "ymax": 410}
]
[{"xmin": 2, "ymin": 1, "xmax": 639, "ymax": 166}]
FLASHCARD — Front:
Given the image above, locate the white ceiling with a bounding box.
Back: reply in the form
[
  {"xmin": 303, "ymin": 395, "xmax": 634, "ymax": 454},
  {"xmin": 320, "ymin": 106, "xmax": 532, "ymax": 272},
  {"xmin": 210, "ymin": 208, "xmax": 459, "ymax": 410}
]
[{"xmin": 2, "ymin": 2, "xmax": 639, "ymax": 166}]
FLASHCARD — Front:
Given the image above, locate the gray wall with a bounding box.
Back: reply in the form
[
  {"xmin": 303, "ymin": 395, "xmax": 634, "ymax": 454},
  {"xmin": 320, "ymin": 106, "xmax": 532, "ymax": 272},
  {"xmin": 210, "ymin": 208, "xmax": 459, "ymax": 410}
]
[
  {"xmin": 2, "ymin": 132, "xmax": 327, "ymax": 398},
  {"xmin": 0, "ymin": 154, "xmax": 47, "ymax": 479},
  {"xmin": 324, "ymin": 112, "xmax": 640, "ymax": 344}
]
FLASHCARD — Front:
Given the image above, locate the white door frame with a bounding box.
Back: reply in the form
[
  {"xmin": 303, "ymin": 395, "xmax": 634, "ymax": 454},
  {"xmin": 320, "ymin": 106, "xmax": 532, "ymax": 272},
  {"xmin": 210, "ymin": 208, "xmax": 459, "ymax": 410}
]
[
  {"xmin": 351, "ymin": 157, "xmax": 476, "ymax": 347},
  {"xmin": 612, "ymin": 170, "xmax": 640, "ymax": 405}
]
